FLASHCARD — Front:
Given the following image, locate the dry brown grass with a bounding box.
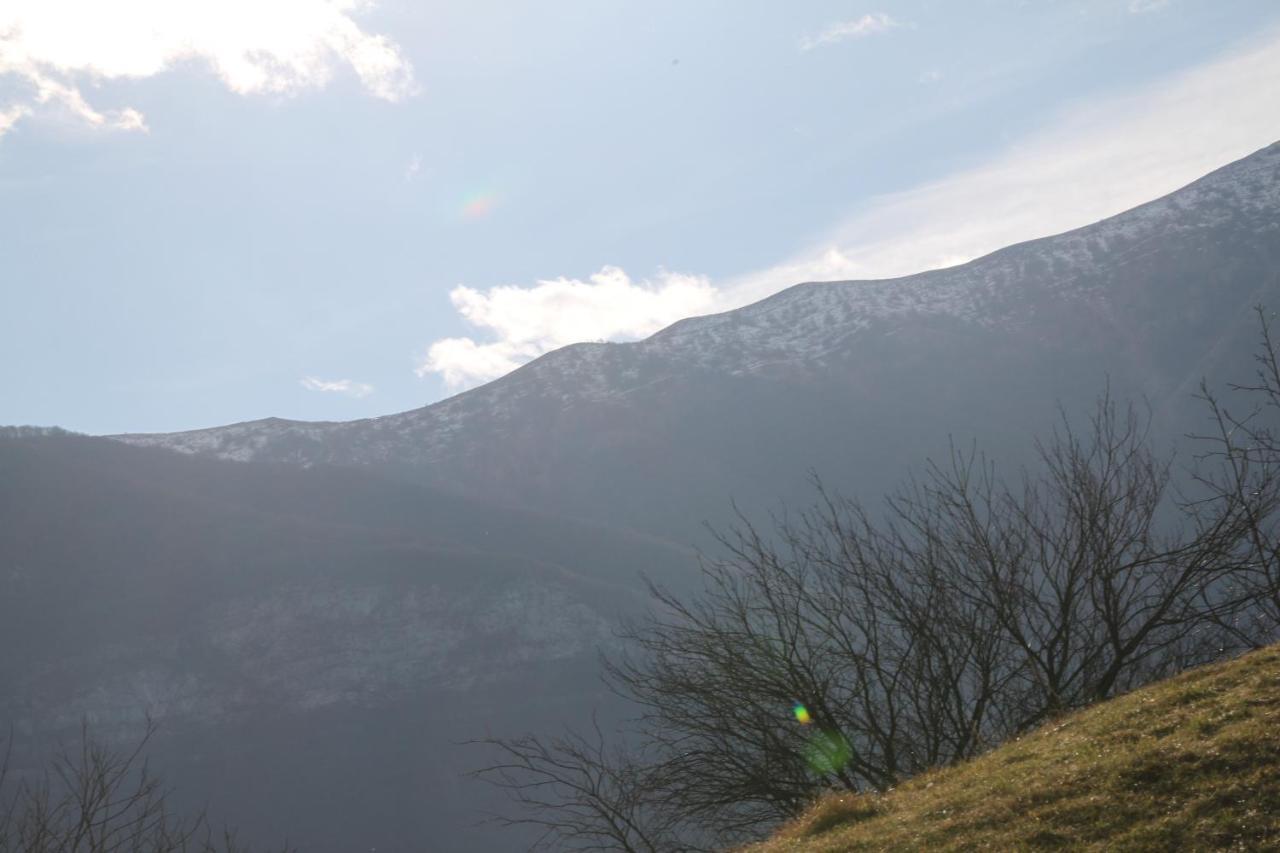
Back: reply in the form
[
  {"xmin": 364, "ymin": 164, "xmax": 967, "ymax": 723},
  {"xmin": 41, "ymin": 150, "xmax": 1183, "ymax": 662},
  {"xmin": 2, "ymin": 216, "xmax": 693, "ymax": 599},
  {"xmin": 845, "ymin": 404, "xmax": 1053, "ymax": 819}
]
[{"xmin": 746, "ymin": 644, "xmax": 1280, "ymax": 852}]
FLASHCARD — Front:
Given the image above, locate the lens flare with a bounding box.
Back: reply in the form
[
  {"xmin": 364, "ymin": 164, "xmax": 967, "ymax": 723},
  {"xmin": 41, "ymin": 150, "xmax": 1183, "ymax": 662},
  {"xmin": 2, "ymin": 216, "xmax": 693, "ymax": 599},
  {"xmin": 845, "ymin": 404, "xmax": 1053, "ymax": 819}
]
[
  {"xmin": 804, "ymin": 729, "xmax": 853, "ymax": 774},
  {"xmin": 793, "ymin": 703, "xmax": 812, "ymax": 725},
  {"xmin": 460, "ymin": 190, "xmax": 498, "ymax": 220}
]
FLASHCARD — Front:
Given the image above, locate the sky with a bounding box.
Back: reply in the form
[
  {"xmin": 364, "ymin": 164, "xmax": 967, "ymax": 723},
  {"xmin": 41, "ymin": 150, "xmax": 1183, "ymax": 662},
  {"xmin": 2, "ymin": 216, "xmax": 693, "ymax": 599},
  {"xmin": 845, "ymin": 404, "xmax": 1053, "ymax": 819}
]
[{"xmin": 2, "ymin": 0, "xmax": 1280, "ymax": 435}]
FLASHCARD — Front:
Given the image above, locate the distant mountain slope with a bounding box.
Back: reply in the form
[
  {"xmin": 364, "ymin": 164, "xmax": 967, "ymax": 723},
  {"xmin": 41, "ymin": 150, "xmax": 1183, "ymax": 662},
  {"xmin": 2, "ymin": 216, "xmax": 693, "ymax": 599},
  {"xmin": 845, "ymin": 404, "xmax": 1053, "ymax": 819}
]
[
  {"xmin": 13, "ymin": 143, "xmax": 1280, "ymax": 850},
  {"xmin": 749, "ymin": 644, "xmax": 1280, "ymax": 852},
  {"xmin": 0, "ymin": 430, "xmax": 693, "ymax": 851},
  {"xmin": 116, "ymin": 141, "xmax": 1280, "ymax": 539}
]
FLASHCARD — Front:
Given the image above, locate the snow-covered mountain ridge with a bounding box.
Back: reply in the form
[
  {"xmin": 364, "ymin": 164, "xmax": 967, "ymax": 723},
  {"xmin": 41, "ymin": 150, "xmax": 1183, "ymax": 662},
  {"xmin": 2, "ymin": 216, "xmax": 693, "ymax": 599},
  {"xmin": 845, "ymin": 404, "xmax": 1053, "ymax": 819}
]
[
  {"xmin": 116, "ymin": 141, "xmax": 1280, "ymax": 470},
  {"xmin": 646, "ymin": 139, "xmax": 1279, "ymax": 370}
]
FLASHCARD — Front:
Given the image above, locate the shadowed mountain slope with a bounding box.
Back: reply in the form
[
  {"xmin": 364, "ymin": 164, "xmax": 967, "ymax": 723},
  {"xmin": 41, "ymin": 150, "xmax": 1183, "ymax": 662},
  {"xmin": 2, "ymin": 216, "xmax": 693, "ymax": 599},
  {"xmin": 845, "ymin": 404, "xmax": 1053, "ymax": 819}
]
[{"xmin": 0, "ymin": 430, "xmax": 693, "ymax": 851}]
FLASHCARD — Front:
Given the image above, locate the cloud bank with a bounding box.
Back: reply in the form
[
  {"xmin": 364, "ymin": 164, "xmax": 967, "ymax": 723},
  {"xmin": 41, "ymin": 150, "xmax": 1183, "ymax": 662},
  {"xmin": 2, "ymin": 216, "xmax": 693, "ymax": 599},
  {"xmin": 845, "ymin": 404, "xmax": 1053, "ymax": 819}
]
[
  {"xmin": 0, "ymin": 0, "xmax": 415, "ymax": 137},
  {"xmin": 418, "ymin": 267, "xmax": 716, "ymax": 391},
  {"xmin": 300, "ymin": 377, "xmax": 374, "ymax": 398}
]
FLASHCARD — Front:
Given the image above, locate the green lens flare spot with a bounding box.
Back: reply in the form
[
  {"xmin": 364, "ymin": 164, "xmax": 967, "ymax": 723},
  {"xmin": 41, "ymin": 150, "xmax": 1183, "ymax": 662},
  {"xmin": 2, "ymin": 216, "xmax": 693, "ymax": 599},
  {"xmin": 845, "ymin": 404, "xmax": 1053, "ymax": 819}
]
[
  {"xmin": 793, "ymin": 703, "xmax": 813, "ymax": 725},
  {"xmin": 804, "ymin": 729, "xmax": 852, "ymax": 775}
]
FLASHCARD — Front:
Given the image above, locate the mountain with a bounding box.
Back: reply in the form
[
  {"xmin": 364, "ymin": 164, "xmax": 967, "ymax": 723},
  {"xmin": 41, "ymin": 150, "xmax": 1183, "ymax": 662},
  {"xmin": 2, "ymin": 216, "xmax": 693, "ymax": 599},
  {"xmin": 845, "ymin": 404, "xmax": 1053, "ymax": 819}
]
[
  {"xmin": 0, "ymin": 429, "xmax": 693, "ymax": 851},
  {"xmin": 116, "ymin": 141, "xmax": 1280, "ymax": 541},
  {"xmin": 748, "ymin": 643, "xmax": 1280, "ymax": 851},
  {"xmin": 6, "ymin": 142, "xmax": 1280, "ymax": 850}
]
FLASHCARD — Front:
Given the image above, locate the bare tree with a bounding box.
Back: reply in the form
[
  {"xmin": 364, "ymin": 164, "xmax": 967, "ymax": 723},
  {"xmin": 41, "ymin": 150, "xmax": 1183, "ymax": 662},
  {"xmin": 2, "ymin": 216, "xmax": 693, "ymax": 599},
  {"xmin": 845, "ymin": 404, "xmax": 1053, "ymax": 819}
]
[
  {"xmin": 1189, "ymin": 306, "xmax": 1280, "ymax": 641},
  {"xmin": 0, "ymin": 721, "xmax": 291, "ymax": 853},
  {"xmin": 469, "ymin": 715, "xmax": 694, "ymax": 853},
  {"xmin": 474, "ymin": 315, "xmax": 1280, "ymax": 851}
]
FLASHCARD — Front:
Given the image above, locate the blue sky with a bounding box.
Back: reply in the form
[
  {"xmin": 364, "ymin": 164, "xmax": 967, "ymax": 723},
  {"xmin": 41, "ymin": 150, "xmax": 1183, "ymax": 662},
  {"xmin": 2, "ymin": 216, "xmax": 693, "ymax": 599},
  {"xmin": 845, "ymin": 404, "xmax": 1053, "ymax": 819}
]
[{"xmin": 2, "ymin": 0, "xmax": 1279, "ymax": 434}]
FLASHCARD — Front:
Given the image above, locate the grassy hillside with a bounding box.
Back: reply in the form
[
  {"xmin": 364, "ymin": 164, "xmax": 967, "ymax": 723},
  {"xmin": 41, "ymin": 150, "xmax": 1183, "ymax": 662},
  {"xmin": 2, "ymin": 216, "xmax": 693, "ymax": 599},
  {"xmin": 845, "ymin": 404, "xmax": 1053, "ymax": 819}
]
[{"xmin": 749, "ymin": 645, "xmax": 1280, "ymax": 852}]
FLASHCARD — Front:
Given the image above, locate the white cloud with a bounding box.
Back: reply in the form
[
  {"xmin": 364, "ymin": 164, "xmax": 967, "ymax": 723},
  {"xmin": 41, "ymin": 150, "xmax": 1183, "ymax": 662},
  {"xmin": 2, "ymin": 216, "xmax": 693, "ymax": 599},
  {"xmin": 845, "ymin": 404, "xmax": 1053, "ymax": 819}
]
[
  {"xmin": 723, "ymin": 29, "xmax": 1280, "ymax": 305},
  {"xmin": 418, "ymin": 266, "xmax": 717, "ymax": 391},
  {"xmin": 113, "ymin": 108, "xmax": 149, "ymax": 132},
  {"xmin": 300, "ymin": 376, "xmax": 374, "ymax": 398},
  {"xmin": 405, "ymin": 153, "xmax": 423, "ymax": 181},
  {"xmin": 800, "ymin": 13, "xmax": 901, "ymax": 51},
  {"xmin": 0, "ymin": 105, "xmax": 32, "ymax": 136},
  {"xmin": 0, "ymin": 0, "xmax": 415, "ymax": 138},
  {"xmin": 1129, "ymin": 0, "xmax": 1170, "ymax": 13}
]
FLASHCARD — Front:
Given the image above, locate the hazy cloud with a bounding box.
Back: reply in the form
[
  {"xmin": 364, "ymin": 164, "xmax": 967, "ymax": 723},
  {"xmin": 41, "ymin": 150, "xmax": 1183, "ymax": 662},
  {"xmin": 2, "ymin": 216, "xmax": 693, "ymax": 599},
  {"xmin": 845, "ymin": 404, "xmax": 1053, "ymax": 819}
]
[
  {"xmin": 418, "ymin": 267, "xmax": 717, "ymax": 391},
  {"xmin": 0, "ymin": 0, "xmax": 415, "ymax": 138},
  {"xmin": 1129, "ymin": 0, "xmax": 1170, "ymax": 13},
  {"xmin": 724, "ymin": 29, "xmax": 1280, "ymax": 305},
  {"xmin": 800, "ymin": 14, "xmax": 901, "ymax": 51},
  {"xmin": 300, "ymin": 377, "xmax": 374, "ymax": 398}
]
